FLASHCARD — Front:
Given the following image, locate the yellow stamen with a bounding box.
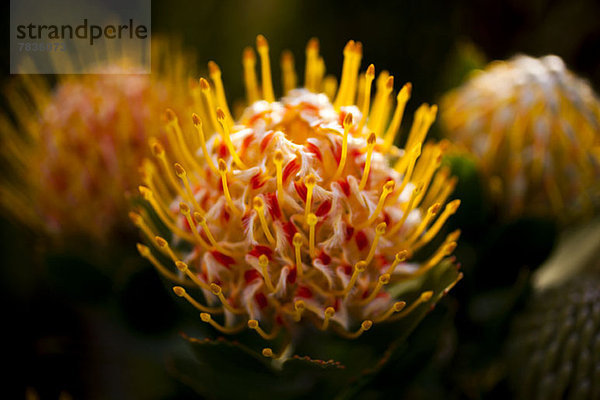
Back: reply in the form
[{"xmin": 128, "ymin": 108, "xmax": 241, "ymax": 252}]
[
  {"xmin": 139, "ymin": 185, "xmax": 194, "ymax": 242},
  {"xmin": 179, "ymin": 203, "xmax": 211, "ymax": 250},
  {"xmin": 357, "ymin": 64, "xmax": 376, "ymax": 133},
  {"xmin": 385, "ymin": 250, "xmax": 409, "ymax": 275},
  {"xmin": 150, "ymin": 140, "xmax": 186, "ymax": 199},
  {"xmin": 191, "ymin": 114, "xmax": 218, "ymax": 175},
  {"xmin": 173, "ymin": 286, "xmax": 222, "ymax": 313},
  {"xmin": 129, "ymin": 211, "xmax": 155, "ymax": 243},
  {"xmin": 259, "ymin": 254, "xmax": 276, "ymax": 293},
  {"xmin": 321, "ymin": 307, "xmax": 335, "ymax": 331},
  {"xmin": 242, "ymin": 47, "xmax": 260, "ymax": 103},
  {"xmin": 200, "ymin": 312, "xmax": 246, "ymax": 334},
  {"xmin": 335, "ymin": 320, "xmax": 372, "ymax": 339},
  {"xmin": 137, "ymin": 243, "xmax": 185, "ymax": 284},
  {"xmin": 199, "ymin": 77, "xmax": 222, "ymax": 136},
  {"xmin": 304, "ymin": 38, "xmax": 319, "ymax": 91},
  {"xmin": 174, "ymin": 164, "xmax": 204, "ymax": 213},
  {"xmin": 218, "ymin": 159, "xmax": 241, "ymax": 215},
  {"xmin": 307, "ymin": 213, "xmax": 318, "ymax": 257},
  {"xmin": 403, "ymin": 203, "xmax": 441, "ymax": 247},
  {"xmin": 208, "ymin": 61, "xmax": 233, "ymax": 125},
  {"xmin": 256, "ymin": 35, "xmax": 275, "ymax": 102},
  {"xmin": 210, "ymin": 283, "xmax": 245, "ymax": 314},
  {"xmin": 373, "ymin": 301, "xmax": 406, "ymax": 323},
  {"xmin": 293, "ymin": 300, "xmax": 305, "ymax": 322},
  {"xmin": 333, "ymin": 40, "xmax": 355, "ymax": 109},
  {"xmin": 155, "ymin": 236, "xmax": 179, "ymax": 264},
  {"xmin": 164, "ymin": 110, "xmax": 205, "ymax": 178},
  {"xmin": 356, "ymin": 273, "xmax": 391, "ymax": 306},
  {"xmin": 292, "ymin": 233, "xmax": 304, "ymax": 278},
  {"xmin": 248, "ymin": 319, "xmax": 280, "ymax": 340},
  {"xmin": 361, "ymin": 180, "xmax": 395, "ymax": 228},
  {"xmin": 216, "ymin": 108, "xmax": 247, "ymax": 169},
  {"xmin": 333, "ymin": 113, "xmax": 353, "ymax": 180},
  {"xmin": 194, "ymin": 211, "xmax": 231, "ymax": 255},
  {"xmin": 413, "ymin": 199, "xmax": 461, "ymax": 250},
  {"xmin": 366, "ymin": 222, "xmax": 387, "ymax": 265},
  {"xmin": 395, "ymin": 143, "xmax": 422, "ymax": 195},
  {"xmin": 359, "ymin": 132, "xmax": 377, "ymax": 190},
  {"xmin": 383, "ymin": 83, "xmax": 412, "ymax": 149},
  {"xmin": 175, "ymin": 260, "xmax": 211, "ymax": 291},
  {"xmin": 370, "ymin": 76, "xmax": 394, "ymax": 136},
  {"xmin": 281, "ymin": 50, "xmax": 297, "ymax": 94},
  {"xmin": 253, "ymin": 196, "xmax": 276, "ymax": 244},
  {"xmin": 386, "ymin": 182, "xmax": 423, "ymax": 238},
  {"xmin": 304, "ymin": 174, "xmax": 317, "ymax": 219},
  {"xmin": 273, "ymin": 150, "xmax": 285, "ymax": 206},
  {"xmin": 340, "ymin": 42, "xmax": 363, "ymax": 106},
  {"xmin": 443, "ymin": 272, "xmax": 464, "ymax": 296},
  {"xmin": 417, "ymin": 241, "xmax": 457, "ymax": 275},
  {"xmin": 323, "ymin": 75, "xmax": 338, "ymax": 100},
  {"xmin": 389, "ymin": 291, "xmax": 433, "ymax": 321},
  {"xmin": 338, "ymin": 260, "xmax": 366, "ymax": 297}
]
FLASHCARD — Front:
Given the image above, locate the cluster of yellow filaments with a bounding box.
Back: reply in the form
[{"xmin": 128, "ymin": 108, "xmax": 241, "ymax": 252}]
[
  {"xmin": 441, "ymin": 55, "xmax": 600, "ymax": 220},
  {"xmin": 0, "ymin": 40, "xmax": 194, "ymax": 239},
  {"xmin": 134, "ymin": 35, "xmax": 462, "ymax": 356}
]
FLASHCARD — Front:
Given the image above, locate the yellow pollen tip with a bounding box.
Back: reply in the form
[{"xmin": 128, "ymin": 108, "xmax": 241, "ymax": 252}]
[
  {"xmin": 256, "ymin": 34, "xmax": 268, "ymax": 49},
  {"xmin": 386, "ymin": 76, "xmax": 394, "ymax": 90},
  {"xmin": 216, "ymin": 107, "xmax": 226, "ymax": 121},
  {"xmin": 366, "ymin": 64, "xmax": 375, "ymax": 78},
  {"xmin": 379, "ymin": 273, "xmax": 391, "ymax": 285},
  {"xmin": 174, "ymin": 163, "xmax": 186, "ymax": 177},
  {"xmin": 307, "ymin": 213, "xmax": 318, "ymax": 226},
  {"xmin": 397, "ymin": 250, "xmax": 408, "ymax": 262},
  {"xmin": 355, "ymin": 261, "xmax": 367, "ymax": 272},
  {"xmin": 151, "ymin": 142, "xmax": 165, "ymax": 157},
  {"xmin": 367, "ymin": 132, "xmax": 376, "ymax": 145},
  {"xmin": 295, "ymin": 300, "xmax": 305, "ymax": 311},
  {"xmin": 376, "ymin": 222, "xmax": 387, "ymax": 235},
  {"xmin": 259, "ymin": 254, "xmax": 269, "ymax": 267},
  {"xmin": 393, "ymin": 301, "xmax": 406, "ymax": 312},
  {"xmin": 362, "ymin": 320, "xmax": 373, "ymax": 331},
  {"xmin": 191, "ymin": 113, "xmax": 201, "ymax": 126},
  {"xmin": 253, "ymin": 196, "xmax": 264, "ymax": 209},
  {"xmin": 199, "ymin": 78, "xmax": 210, "ymax": 91},
  {"xmin": 165, "ymin": 108, "xmax": 177, "ymax": 122},
  {"xmin": 210, "ymin": 283, "xmax": 222, "ymax": 295},
  {"xmin": 421, "ymin": 291, "xmax": 434, "ymax": 301},
  {"xmin": 305, "ymin": 174, "xmax": 316, "ymax": 187},
  {"xmin": 384, "ymin": 180, "xmax": 395, "ymax": 192},
  {"xmin": 200, "ymin": 313, "xmax": 211, "ymax": 322},
  {"xmin": 175, "ymin": 261, "xmax": 188, "ymax": 272},
  {"xmin": 325, "ymin": 307, "xmax": 335, "ymax": 318},
  {"xmin": 208, "ymin": 60, "xmax": 220, "ymax": 75},
  {"xmin": 248, "ymin": 320, "xmax": 259, "ymax": 329},
  {"xmin": 274, "ymin": 150, "xmax": 284, "ymax": 164},
  {"xmin": 136, "ymin": 243, "xmax": 150, "ymax": 256},
  {"xmin": 293, "ymin": 233, "xmax": 303, "ymax": 247},
  {"xmin": 173, "ymin": 286, "xmax": 186, "ymax": 297},
  {"xmin": 344, "ymin": 112, "xmax": 353, "ymax": 127},
  {"xmin": 155, "ymin": 236, "xmax": 168, "ymax": 248},
  {"xmin": 179, "ymin": 202, "xmax": 190, "ymax": 214},
  {"xmin": 129, "ymin": 211, "xmax": 142, "ymax": 225},
  {"xmin": 218, "ymin": 159, "xmax": 227, "ymax": 173},
  {"xmin": 262, "ymin": 348, "xmax": 274, "ymax": 358}
]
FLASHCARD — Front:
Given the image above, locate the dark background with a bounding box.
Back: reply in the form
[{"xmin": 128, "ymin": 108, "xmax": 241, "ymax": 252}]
[{"xmin": 1, "ymin": 0, "xmax": 599, "ymax": 399}]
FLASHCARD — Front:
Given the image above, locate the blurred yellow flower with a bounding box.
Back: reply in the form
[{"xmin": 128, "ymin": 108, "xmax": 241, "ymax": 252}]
[
  {"xmin": 134, "ymin": 36, "xmax": 462, "ymax": 355},
  {"xmin": 441, "ymin": 55, "xmax": 600, "ymax": 221},
  {"xmin": 0, "ymin": 39, "xmax": 195, "ymax": 240}
]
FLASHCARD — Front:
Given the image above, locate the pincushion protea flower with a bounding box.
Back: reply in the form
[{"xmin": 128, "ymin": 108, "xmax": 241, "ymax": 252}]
[
  {"xmin": 134, "ymin": 35, "xmax": 462, "ymax": 361},
  {"xmin": 440, "ymin": 55, "xmax": 600, "ymax": 221},
  {"xmin": 0, "ymin": 39, "xmax": 195, "ymax": 240}
]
